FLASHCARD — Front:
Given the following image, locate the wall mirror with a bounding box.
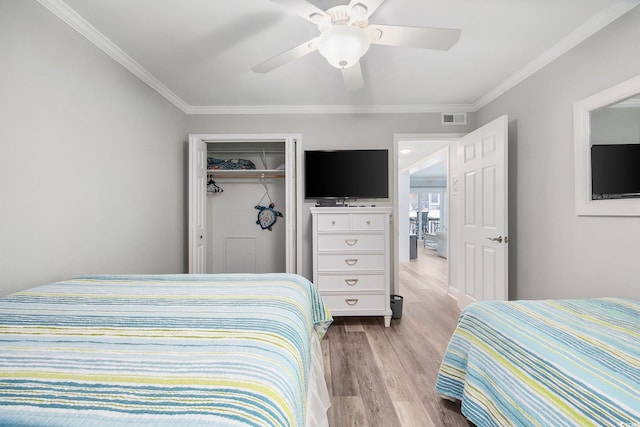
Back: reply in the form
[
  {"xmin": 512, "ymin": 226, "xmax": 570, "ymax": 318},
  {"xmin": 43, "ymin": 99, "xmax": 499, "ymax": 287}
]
[{"xmin": 574, "ymin": 74, "xmax": 640, "ymax": 216}]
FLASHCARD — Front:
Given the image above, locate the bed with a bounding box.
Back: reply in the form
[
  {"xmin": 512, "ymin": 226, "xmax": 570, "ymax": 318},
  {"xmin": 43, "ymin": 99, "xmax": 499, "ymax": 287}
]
[
  {"xmin": 0, "ymin": 273, "xmax": 333, "ymax": 427},
  {"xmin": 436, "ymin": 298, "xmax": 640, "ymax": 426}
]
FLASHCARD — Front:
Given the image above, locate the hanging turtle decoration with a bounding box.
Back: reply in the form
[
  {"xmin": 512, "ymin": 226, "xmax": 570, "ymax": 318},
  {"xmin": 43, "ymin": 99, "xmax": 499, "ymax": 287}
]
[
  {"xmin": 255, "ymin": 202, "xmax": 283, "ymax": 231},
  {"xmin": 255, "ymin": 176, "xmax": 283, "ymax": 231}
]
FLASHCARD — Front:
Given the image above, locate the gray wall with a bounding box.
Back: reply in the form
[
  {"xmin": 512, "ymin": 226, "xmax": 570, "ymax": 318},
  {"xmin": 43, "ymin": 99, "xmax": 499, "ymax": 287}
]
[
  {"xmin": 4, "ymin": 0, "xmax": 638, "ymax": 301},
  {"xmin": 188, "ymin": 114, "xmax": 475, "ymax": 280},
  {"xmin": 0, "ymin": 0, "xmax": 188, "ymax": 295},
  {"xmin": 476, "ymin": 7, "xmax": 640, "ymax": 299}
]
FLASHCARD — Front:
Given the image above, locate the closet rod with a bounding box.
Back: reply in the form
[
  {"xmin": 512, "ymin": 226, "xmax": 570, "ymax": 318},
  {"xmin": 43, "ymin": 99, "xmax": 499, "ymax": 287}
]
[{"xmin": 207, "ymin": 170, "xmax": 285, "ymax": 179}]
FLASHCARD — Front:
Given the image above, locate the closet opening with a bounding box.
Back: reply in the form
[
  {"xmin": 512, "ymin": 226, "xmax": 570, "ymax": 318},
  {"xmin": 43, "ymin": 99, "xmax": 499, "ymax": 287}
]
[{"xmin": 188, "ymin": 134, "xmax": 300, "ymax": 275}]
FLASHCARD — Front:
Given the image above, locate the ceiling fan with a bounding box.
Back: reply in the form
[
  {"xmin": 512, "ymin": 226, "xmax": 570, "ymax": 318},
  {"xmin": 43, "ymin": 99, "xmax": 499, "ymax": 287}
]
[{"xmin": 252, "ymin": 0, "xmax": 461, "ymax": 91}]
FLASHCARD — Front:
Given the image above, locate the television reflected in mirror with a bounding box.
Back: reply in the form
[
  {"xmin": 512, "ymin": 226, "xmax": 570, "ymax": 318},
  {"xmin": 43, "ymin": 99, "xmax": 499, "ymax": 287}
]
[
  {"xmin": 591, "ymin": 144, "xmax": 640, "ymax": 200},
  {"xmin": 574, "ymin": 74, "xmax": 640, "ymax": 216}
]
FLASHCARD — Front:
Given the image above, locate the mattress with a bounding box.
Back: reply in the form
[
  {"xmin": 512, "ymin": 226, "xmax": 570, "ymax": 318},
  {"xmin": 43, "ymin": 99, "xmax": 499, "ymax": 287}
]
[
  {"xmin": 436, "ymin": 298, "xmax": 640, "ymax": 426},
  {"xmin": 0, "ymin": 273, "xmax": 333, "ymax": 426}
]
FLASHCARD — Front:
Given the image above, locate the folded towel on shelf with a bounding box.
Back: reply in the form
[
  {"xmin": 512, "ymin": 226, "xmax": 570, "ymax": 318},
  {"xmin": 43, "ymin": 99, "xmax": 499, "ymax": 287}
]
[{"xmin": 207, "ymin": 157, "xmax": 256, "ymax": 170}]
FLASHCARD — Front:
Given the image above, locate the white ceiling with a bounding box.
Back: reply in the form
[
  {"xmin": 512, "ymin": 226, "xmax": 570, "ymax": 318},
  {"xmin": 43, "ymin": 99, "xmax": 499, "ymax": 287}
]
[
  {"xmin": 399, "ymin": 143, "xmax": 448, "ymax": 182},
  {"xmin": 410, "ymin": 158, "xmax": 447, "ymax": 183},
  {"xmin": 41, "ymin": 0, "xmax": 638, "ymax": 113}
]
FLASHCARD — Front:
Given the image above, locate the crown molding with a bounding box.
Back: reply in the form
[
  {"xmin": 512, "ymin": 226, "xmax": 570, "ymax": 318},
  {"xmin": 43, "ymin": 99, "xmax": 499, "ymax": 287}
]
[
  {"xmin": 37, "ymin": 0, "xmax": 638, "ymax": 116},
  {"xmin": 35, "ymin": 0, "xmax": 190, "ymax": 113},
  {"xmin": 185, "ymin": 103, "xmax": 475, "ymax": 115},
  {"xmin": 473, "ymin": 1, "xmax": 639, "ymax": 111}
]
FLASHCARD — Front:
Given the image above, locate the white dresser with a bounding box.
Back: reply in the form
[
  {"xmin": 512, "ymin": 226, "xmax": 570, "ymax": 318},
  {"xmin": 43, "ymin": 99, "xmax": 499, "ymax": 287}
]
[{"xmin": 311, "ymin": 207, "xmax": 392, "ymax": 327}]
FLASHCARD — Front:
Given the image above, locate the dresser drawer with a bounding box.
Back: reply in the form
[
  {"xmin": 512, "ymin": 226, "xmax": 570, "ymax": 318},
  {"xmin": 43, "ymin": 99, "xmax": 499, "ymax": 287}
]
[
  {"xmin": 317, "ymin": 254, "xmax": 385, "ymax": 271},
  {"xmin": 321, "ymin": 293, "xmax": 387, "ymax": 312},
  {"xmin": 316, "ymin": 273, "xmax": 385, "ymax": 292},
  {"xmin": 316, "ymin": 214, "xmax": 350, "ymax": 231},
  {"xmin": 316, "ymin": 234, "xmax": 385, "ymax": 252},
  {"xmin": 351, "ymin": 213, "xmax": 385, "ymax": 230}
]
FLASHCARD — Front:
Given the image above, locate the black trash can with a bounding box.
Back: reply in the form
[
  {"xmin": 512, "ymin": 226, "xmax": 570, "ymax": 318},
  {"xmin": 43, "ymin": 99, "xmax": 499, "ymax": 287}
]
[
  {"xmin": 390, "ymin": 294, "xmax": 404, "ymax": 319},
  {"xmin": 409, "ymin": 234, "xmax": 417, "ymax": 259}
]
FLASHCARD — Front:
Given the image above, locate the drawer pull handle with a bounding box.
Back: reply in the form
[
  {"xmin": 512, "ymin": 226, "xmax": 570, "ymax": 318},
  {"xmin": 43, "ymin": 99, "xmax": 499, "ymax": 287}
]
[
  {"xmin": 344, "ymin": 278, "xmax": 359, "ymax": 286},
  {"xmin": 332, "ymin": 221, "xmax": 336, "ymax": 225},
  {"xmin": 344, "ymin": 258, "xmax": 358, "ymax": 266},
  {"xmin": 345, "ymin": 239, "xmax": 358, "ymax": 246},
  {"xmin": 367, "ymin": 220, "xmax": 371, "ymax": 225},
  {"xmin": 345, "ymin": 298, "xmax": 359, "ymax": 306}
]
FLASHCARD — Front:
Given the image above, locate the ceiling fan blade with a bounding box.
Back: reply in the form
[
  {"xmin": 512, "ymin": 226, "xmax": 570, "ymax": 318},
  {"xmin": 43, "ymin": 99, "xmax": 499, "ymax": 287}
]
[
  {"xmin": 252, "ymin": 39, "xmax": 317, "ymax": 73},
  {"xmin": 369, "ymin": 25, "xmax": 461, "ymax": 50},
  {"xmin": 348, "ymin": 0, "xmax": 386, "ymax": 19},
  {"xmin": 341, "ymin": 61, "xmax": 364, "ymax": 92},
  {"xmin": 270, "ymin": 0, "xmax": 330, "ymax": 24}
]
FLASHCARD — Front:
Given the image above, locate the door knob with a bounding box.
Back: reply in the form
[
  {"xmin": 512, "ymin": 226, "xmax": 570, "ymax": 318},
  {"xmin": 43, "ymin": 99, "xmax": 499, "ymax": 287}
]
[{"xmin": 487, "ymin": 236, "xmax": 503, "ymax": 243}]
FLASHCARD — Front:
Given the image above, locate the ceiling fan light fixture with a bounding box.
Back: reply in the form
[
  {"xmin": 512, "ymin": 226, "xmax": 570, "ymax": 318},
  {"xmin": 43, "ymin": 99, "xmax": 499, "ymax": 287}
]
[
  {"xmin": 309, "ymin": 12, "xmax": 328, "ymax": 24},
  {"xmin": 368, "ymin": 27, "xmax": 383, "ymax": 42},
  {"xmin": 350, "ymin": 3, "xmax": 368, "ymax": 18},
  {"xmin": 317, "ymin": 25, "xmax": 371, "ymax": 69}
]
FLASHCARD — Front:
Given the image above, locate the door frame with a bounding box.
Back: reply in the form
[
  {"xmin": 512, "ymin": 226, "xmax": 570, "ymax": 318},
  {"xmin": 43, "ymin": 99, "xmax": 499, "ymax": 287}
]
[
  {"xmin": 188, "ymin": 133, "xmax": 302, "ymax": 274},
  {"xmin": 393, "ymin": 133, "xmax": 464, "ymax": 297},
  {"xmin": 393, "ymin": 116, "xmax": 509, "ymax": 307}
]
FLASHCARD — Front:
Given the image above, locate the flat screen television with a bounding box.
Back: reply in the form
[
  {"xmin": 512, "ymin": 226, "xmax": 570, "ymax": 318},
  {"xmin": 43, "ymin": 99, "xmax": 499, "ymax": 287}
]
[
  {"xmin": 591, "ymin": 144, "xmax": 640, "ymax": 199},
  {"xmin": 305, "ymin": 149, "xmax": 389, "ymax": 200}
]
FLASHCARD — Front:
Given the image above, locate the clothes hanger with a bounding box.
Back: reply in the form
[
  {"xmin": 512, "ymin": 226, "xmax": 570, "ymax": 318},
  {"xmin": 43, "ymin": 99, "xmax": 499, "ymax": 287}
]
[{"xmin": 207, "ymin": 176, "xmax": 223, "ymax": 194}]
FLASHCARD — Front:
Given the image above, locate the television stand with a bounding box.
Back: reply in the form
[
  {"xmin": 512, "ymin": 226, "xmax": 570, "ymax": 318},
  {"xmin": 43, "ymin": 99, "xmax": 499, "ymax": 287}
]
[
  {"xmin": 315, "ymin": 199, "xmax": 338, "ymax": 207},
  {"xmin": 310, "ymin": 207, "xmax": 393, "ymax": 327},
  {"xmin": 315, "ymin": 199, "xmax": 355, "ymax": 207}
]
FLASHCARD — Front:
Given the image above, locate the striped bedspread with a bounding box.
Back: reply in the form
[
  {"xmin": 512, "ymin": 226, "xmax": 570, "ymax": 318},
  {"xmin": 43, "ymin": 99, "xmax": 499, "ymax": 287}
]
[
  {"xmin": 436, "ymin": 298, "xmax": 640, "ymax": 427},
  {"xmin": 0, "ymin": 273, "xmax": 332, "ymax": 426}
]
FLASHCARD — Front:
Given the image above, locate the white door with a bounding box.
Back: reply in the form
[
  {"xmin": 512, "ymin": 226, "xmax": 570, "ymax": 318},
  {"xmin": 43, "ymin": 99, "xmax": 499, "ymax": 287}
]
[
  {"xmin": 188, "ymin": 136, "xmax": 207, "ymax": 273},
  {"xmin": 285, "ymin": 136, "xmax": 298, "ymax": 273},
  {"xmin": 457, "ymin": 115, "xmax": 508, "ymax": 309}
]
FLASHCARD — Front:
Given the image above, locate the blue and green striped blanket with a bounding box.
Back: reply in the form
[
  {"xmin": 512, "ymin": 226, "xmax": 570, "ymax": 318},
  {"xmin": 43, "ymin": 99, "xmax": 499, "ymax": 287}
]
[
  {"xmin": 0, "ymin": 273, "xmax": 332, "ymax": 426},
  {"xmin": 436, "ymin": 298, "xmax": 639, "ymax": 427}
]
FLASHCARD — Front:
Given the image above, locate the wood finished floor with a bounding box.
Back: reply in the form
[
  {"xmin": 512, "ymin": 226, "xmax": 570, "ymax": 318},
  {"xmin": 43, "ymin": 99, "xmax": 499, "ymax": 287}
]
[{"xmin": 321, "ymin": 244, "xmax": 471, "ymax": 427}]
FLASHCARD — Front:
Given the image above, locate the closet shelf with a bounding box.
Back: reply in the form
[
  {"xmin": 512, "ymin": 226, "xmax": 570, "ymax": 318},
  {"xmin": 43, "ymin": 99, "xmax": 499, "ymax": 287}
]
[
  {"xmin": 207, "ymin": 148, "xmax": 284, "ymax": 154},
  {"xmin": 206, "ymin": 169, "xmax": 285, "ymax": 179}
]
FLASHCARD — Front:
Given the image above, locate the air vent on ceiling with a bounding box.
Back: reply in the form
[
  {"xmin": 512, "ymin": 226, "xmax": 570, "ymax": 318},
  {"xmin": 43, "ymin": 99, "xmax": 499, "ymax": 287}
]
[{"xmin": 441, "ymin": 112, "xmax": 467, "ymax": 125}]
